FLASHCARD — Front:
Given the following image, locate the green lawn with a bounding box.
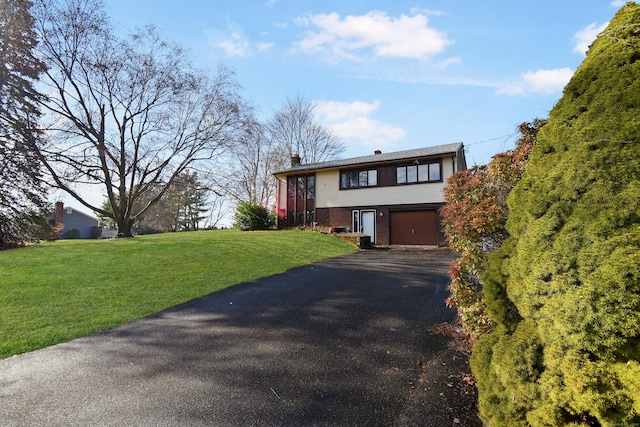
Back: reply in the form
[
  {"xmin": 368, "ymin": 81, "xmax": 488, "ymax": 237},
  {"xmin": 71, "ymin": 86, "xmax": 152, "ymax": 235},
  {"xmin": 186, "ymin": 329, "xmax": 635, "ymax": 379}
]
[{"xmin": 0, "ymin": 229, "xmax": 357, "ymax": 359}]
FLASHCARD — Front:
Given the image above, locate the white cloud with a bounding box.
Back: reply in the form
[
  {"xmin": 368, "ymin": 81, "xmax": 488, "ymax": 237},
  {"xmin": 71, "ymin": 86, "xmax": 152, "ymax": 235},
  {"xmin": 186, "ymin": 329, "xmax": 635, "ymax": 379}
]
[
  {"xmin": 409, "ymin": 7, "xmax": 445, "ymax": 17},
  {"xmin": 433, "ymin": 56, "xmax": 461, "ymax": 70},
  {"xmin": 315, "ymin": 100, "xmax": 405, "ymax": 150},
  {"xmin": 315, "ymin": 100, "xmax": 380, "ymax": 121},
  {"xmin": 257, "ymin": 42, "xmax": 275, "ymax": 52},
  {"xmin": 293, "ymin": 10, "xmax": 452, "ymax": 62},
  {"xmin": 573, "ymin": 22, "xmax": 608, "ymax": 55},
  {"xmin": 498, "ymin": 68, "xmax": 574, "ymax": 96},
  {"xmin": 212, "ymin": 31, "xmax": 273, "ymax": 57},
  {"xmin": 331, "ymin": 117, "xmax": 406, "ymax": 150},
  {"xmin": 611, "ymin": 0, "xmax": 626, "ymax": 7},
  {"xmin": 218, "ymin": 32, "xmax": 251, "ymax": 57},
  {"xmin": 206, "ymin": 19, "xmax": 255, "ymax": 58}
]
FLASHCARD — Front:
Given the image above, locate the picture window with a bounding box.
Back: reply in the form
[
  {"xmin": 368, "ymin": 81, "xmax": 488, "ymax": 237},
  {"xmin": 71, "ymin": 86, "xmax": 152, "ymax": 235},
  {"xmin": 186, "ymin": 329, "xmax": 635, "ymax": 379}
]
[
  {"xmin": 396, "ymin": 161, "xmax": 441, "ymax": 184},
  {"xmin": 340, "ymin": 169, "xmax": 378, "ymax": 189}
]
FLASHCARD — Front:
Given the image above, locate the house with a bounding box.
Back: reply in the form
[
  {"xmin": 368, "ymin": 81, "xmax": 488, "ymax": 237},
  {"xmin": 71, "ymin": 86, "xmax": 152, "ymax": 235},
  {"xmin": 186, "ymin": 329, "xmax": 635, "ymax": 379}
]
[
  {"xmin": 49, "ymin": 202, "xmax": 100, "ymax": 239},
  {"xmin": 273, "ymin": 143, "xmax": 466, "ymax": 246}
]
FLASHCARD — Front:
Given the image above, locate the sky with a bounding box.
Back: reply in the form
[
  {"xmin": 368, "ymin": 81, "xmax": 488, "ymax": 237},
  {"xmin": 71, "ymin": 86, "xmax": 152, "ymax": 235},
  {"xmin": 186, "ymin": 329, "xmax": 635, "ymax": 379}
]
[
  {"xmin": 57, "ymin": 0, "xmax": 627, "ymax": 216},
  {"xmin": 99, "ymin": 0, "xmax": 628, "ymax": 167}
]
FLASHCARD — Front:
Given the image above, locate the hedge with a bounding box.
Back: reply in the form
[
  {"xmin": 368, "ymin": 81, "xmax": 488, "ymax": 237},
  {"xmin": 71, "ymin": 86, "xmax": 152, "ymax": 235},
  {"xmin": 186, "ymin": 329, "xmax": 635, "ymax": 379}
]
[{"xmin": 472, "ymin": 4, "xmax": 640, "ymax": 425}]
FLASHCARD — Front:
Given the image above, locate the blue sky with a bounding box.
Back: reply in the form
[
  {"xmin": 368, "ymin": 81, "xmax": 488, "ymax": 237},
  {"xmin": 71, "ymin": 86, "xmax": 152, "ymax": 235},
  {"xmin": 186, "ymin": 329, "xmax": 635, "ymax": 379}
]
[{"xmin": 103, "ymin": 0, "xmax": 625, "ymax": 166}]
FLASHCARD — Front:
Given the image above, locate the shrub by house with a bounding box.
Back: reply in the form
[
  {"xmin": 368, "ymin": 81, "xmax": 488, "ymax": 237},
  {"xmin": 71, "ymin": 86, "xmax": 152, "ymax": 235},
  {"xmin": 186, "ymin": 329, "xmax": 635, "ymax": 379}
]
[{"xmin": 472, "ymin": 3, "xmax": 640, "ymax": 425}]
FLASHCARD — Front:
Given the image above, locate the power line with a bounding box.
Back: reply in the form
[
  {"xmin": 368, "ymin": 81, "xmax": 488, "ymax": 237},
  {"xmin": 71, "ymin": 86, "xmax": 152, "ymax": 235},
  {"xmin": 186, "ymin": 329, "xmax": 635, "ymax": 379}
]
[{"xmin": 465, "ymin": 132, "xmax": 517, "ymax": 148}]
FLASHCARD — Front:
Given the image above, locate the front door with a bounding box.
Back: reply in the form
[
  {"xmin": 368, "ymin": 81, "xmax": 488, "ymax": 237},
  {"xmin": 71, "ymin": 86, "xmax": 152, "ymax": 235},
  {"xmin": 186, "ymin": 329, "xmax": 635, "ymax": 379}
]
[{"xmin": 360, "ymin": 210, "xmax": 376, "ymax": 243}]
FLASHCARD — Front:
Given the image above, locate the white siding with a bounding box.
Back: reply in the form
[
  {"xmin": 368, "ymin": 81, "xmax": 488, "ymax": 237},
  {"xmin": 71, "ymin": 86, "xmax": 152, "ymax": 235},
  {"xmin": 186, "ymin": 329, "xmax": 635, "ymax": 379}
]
[
  {"xmin": 442, "ymin": 155, "xmax": 457, "ymax": 180},
  {"xmin": 315, "ymin": 156, "xmax": 454, "ymax": 208}
]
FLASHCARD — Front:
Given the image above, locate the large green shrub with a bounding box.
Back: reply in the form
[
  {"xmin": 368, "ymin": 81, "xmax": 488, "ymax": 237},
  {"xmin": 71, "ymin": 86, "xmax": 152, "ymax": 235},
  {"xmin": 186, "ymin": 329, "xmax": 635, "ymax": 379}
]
[
  {"xmin": 472, "ymin": 3, "xmax": 640, "ymax": 425},
  {"xmin": 233, "ymin": 201, "xmax": 275, "ymax": 231}
]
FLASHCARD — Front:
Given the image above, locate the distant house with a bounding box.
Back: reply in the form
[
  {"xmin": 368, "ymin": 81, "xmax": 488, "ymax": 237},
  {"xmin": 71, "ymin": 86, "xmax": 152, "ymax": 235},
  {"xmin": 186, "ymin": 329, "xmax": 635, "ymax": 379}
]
[
  {"xmin": 273, "ymin": 143, "xmax": 467, "ymax": 246},
  {"xmin": 49, "ymin": 202, "xmax": 99, "ymax": 239}
]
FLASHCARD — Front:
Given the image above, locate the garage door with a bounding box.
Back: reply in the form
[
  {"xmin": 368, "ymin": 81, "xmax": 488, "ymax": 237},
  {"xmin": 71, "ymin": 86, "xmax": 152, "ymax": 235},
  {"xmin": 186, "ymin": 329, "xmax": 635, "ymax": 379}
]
[{"xmin": 390, "ymin": 210, "xmax": 439, "ymax": 245}]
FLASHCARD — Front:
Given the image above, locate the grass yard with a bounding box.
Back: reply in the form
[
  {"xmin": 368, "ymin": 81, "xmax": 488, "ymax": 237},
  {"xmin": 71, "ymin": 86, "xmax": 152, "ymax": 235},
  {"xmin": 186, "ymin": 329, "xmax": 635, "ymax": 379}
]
[{"xmin": 0, "ymin": 229, "xmax": 357, "ymax": 359}]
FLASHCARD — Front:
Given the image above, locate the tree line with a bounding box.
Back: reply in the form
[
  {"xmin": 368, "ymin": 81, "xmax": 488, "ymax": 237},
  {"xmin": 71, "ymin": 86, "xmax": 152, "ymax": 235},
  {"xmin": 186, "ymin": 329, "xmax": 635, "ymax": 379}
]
[{"xmin": 0, "ymin": 0, "xmax": 344, "ymax": 246}]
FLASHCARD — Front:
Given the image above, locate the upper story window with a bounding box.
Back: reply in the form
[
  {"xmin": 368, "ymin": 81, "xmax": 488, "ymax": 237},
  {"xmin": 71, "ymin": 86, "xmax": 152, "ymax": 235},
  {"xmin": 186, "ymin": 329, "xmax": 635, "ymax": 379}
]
[
  {"xmin": 288, "ymin": 174, "xmax": 315, "ymax": 200},
  {"xmin": 396, "ymin": 161, "xmax": 441, "ymax": 184},
  {"xmin": 340, "ymin": 169, "xmax": 378, "ymax": 189}
]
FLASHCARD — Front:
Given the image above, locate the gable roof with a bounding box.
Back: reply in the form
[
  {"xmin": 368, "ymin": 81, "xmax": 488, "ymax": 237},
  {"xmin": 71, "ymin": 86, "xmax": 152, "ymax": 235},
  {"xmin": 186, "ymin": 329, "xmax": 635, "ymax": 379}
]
[
  {"xmin": 48, "ymin": 203, "xmax": 99, "ymax": 222},
  {"xmin": 274, "ymin": 142, "xmax": 465, "ymax": 175},
  {"xmin": 65, "ymin": 207, "xmax": 98, "ymax": 222}
]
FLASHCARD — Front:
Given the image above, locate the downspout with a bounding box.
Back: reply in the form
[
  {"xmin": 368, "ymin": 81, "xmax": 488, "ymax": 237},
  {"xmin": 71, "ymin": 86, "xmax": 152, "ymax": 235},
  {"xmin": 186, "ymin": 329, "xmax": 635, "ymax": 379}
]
[{"xmin": 276, "ymin": 177, "xmax": 281, "ymax": 228}]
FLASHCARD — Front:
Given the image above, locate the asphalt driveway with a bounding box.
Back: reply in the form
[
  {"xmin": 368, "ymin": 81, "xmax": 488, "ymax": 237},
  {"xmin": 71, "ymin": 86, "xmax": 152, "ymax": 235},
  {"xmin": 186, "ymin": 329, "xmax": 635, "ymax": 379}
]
[{"xmin": 0, "ymin": 248, "xmax": 477, "ymax": 426}]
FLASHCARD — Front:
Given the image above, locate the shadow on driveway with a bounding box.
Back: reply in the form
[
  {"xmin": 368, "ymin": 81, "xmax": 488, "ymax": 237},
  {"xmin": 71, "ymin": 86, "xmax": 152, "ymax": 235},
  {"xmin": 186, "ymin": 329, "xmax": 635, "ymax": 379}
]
[{"xmin": 0, "ymin": 248, "xmax": 477, "ymax": 426}]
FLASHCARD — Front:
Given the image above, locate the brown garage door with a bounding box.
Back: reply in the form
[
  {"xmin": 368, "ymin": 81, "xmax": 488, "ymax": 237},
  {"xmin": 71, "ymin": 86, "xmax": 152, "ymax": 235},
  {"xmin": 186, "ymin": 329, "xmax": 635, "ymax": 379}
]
[{"xmin": 390, "ymin": 210, "xmax": 438, "ymax": 245}]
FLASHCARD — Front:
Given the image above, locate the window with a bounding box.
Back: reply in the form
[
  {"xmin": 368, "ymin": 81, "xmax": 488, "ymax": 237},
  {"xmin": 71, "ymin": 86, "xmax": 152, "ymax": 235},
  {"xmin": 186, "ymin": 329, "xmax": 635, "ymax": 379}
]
[
  {"xmin": 340, "ymin": 169, "xmax": 378, "ymax": 189},
  {"xmin": 350, "ymin": 172, "xmax": 358, "ymax": 188},
  {"xmin": 406, "ymin": 165, "xmax": 418, "ymax": 183},
  {"xmin": 418, "ymin": 164, "xmax": 428, "ymax": 182},
  {"xmin": 288, "ymin": 177, "xmax": 296, "ymax": 199},
  {"xmin": 396, "ymin": 161, "xmax": 441, "ymax": 184},
  {"xmin": 306, "ymin": 175, "xmax": 315, "ymax": 200},
  {"xmin": 287, "ymin": 174, "xmax": 315, "ymax": 226},
  {"xmin": 368, "ymin": 170, "xmax": 377, "ymax": 186},
  {"xmin": 297, "ymin": 176, "xmax": 305, "ymax": 199},
  {"xmin": 359, "ymin": 171, "xmax": 368, "ymax": 187},
  {"xmin": 341, "ymin": 173, "xmax": 349, "ymax": 189},
  {"xmin": 429, "ymin": 163, "xmax": 441, "ymax": 181}
]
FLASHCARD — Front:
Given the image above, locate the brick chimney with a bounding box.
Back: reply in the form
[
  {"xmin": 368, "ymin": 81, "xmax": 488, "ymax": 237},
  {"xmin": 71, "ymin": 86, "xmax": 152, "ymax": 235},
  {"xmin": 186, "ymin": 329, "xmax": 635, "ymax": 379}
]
[
  {"xmin": 291, "ymin": 154, "xmax": 301, "ymax": 167},
  {"xmin": 54, "ymin": 202, "xmax": 64, "ymax": 228}
]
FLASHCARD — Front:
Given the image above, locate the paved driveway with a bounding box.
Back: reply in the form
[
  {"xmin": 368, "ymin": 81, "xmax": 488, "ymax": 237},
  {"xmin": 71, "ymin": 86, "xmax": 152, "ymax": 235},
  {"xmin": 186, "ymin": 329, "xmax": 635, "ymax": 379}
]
[{"xmin": 0, "ymin": 248, "xmax": 461, "ymax": 426}]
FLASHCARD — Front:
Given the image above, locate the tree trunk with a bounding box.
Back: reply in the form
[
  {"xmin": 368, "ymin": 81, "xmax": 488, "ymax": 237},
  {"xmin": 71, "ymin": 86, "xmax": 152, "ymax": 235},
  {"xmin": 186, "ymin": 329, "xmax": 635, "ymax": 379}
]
[{"xmin": 116, "ymin": 220, "xmax": 135, "ymax": 238}]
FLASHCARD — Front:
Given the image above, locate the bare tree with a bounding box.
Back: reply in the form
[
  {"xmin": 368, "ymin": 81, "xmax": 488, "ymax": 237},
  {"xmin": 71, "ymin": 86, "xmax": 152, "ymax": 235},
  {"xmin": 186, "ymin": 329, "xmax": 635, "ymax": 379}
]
[
  {"xmin": 225, "ymin": 121, "xmax": 278, "ymax": 206},
  {"xmin": 30, "ymin": 0, "xmax": 253, "ymax": 237},
  {"xmin": 268, "ymin": 95, "xmax": 345, "ymax": 166},
  {"xmin": 217, "ymin": 96, "xmax": 343, "ymax": 212},
  {"xmin": 203, "ymin": 194, "xmax": 232, "ymax": 229}
]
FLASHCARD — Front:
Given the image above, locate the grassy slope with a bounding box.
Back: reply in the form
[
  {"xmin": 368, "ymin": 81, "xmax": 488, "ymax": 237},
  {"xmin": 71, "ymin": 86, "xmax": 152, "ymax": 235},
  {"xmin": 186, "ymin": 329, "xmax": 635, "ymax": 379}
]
[{"xmin": 0, "ymin": 229, "xmax": 357, "ymax": 358}]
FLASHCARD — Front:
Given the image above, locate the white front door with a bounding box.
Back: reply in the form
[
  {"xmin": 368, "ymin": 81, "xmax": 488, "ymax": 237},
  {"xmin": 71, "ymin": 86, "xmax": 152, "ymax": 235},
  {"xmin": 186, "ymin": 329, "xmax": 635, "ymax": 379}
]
[{"xmin": 360, "ymin": 210, "xmax": 376, "ymax": 243}]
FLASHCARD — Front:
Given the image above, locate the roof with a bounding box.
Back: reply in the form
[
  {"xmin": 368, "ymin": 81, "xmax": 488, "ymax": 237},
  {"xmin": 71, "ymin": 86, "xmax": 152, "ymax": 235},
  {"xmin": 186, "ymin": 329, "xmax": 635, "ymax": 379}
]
[
  {"xmin": 65, "ymin": 208, "xmax": 98, "ymax": 221},
  {"xmin": 48, "ymin": 204, "xmax": 98, "ymax": 222},
  {"xmin": 274, "ymin": 142, "xmax": 464, "ymax": 175}
]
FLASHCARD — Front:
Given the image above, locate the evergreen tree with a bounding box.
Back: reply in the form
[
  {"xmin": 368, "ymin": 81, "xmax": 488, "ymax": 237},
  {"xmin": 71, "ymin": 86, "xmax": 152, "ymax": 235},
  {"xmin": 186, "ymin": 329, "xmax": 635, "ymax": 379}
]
[
  {"xmin": 233, "ymin": 201, "xmax": 275, "ymax": 231},
  {"xmin": 135, "ymin": 172, "xmax": 209, "ymax": 233},
  {"xmin": 472, "ymin": 4, "xmax": 640, "ymax": 425},
  {"xmin": 0, "ymin": 0, "xmax": 50, "ymax": 248}
]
